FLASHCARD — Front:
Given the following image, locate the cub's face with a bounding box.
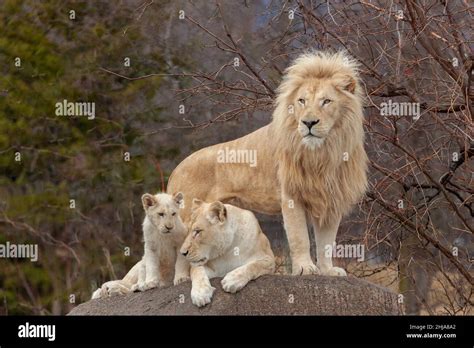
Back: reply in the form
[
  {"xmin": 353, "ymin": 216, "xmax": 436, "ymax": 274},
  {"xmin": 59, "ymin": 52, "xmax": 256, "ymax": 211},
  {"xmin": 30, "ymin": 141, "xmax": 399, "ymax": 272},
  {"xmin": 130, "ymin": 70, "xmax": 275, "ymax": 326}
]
[
  {"xmin": 291, "ymin": 78, "xmax": 355, "ymax": 149},
  {"xmin": 142, "ymin": 192, "xmax": 183, "ymax": 235},
  {"xmin": 180, "ymin": 199, "xmax": 228, "ymax": 266}
]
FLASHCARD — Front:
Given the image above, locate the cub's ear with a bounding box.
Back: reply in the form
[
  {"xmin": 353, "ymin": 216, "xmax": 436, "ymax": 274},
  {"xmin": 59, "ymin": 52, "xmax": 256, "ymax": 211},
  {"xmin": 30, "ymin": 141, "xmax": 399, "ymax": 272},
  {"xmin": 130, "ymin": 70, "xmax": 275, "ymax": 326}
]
[
  {"xmin": 192, "ymin": 198, "xmax": 203, "ymax": 211},
  {"xmin": 142, "ymin": 193, "xmax": 158, "ymax": 210},
  {"xmin": 207, "ymin": 201, "xmax": 227, "ymax": 225},
  {"xmin": 173, "ymin": 192, "xmax": 184, "ymax": 207}
]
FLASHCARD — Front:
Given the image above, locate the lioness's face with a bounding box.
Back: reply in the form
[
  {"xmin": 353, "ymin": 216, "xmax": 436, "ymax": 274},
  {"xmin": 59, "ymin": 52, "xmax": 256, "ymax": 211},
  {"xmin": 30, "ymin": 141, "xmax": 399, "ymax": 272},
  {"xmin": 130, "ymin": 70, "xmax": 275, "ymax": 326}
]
[
  {"xmin": 142, "ymin": 192, "xmax": 183, "ymax": 235},
  {"xmin": 180, "ymin": 200, "xmax": 228, "ymax": 266},
  {"xmin": 292, "ymin": 80, "xmax": 349, "ymax": 149}
]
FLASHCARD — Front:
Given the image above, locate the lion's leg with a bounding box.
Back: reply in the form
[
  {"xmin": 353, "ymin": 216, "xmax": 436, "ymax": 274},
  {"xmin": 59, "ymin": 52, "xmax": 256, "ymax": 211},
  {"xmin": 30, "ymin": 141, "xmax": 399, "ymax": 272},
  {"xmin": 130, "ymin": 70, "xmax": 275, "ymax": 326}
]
[
  {"xmin": 312, "ymin": 216, "xmax": 347, "ymax": 276},
  {"xmin": 221, "ymin": 255, "xmax": 275, "ymax": 293},
  {"xmin": 281, "ymin": 192, "xmax": 319, "ymax": 275},
  {"xmin": 190, "ymin": 265, "xmax": 216, "ymax": 307}
]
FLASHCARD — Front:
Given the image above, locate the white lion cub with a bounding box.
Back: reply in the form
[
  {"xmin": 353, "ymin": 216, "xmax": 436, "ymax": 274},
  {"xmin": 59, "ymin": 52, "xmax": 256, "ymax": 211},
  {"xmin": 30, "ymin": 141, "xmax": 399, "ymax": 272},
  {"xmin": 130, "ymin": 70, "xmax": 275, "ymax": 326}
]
[
  {"xmin": 91, "ymin": 192, "xmax": 189, "ymax": 299},
  {"xmin": 180, "ymin": 199, "xmax": 275, "ymax": 307}
]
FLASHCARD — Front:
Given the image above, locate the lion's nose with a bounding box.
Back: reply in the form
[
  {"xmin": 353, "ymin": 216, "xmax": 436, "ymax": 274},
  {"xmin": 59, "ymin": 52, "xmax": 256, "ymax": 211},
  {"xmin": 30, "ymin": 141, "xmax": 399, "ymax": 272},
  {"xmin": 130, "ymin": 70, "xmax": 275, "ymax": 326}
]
[
  {"xmin": 165, "ymin": 225, "xmax": 173, "ymax": 230},
  {"xmin": 302, "ymin": 120, "xmax": 320, "ymax": 129},
  {"xmin": 181, "ymin": 250, "xmax": 189, "ymax": 257}
]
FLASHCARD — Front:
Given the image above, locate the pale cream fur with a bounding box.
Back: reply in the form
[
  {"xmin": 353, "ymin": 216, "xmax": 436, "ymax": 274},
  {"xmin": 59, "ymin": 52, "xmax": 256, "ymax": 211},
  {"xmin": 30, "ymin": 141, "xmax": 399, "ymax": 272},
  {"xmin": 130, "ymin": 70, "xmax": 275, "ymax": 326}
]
[
  {"xmin": 168, "ymin": 51, "xmax": 368, "ymax": 276},
  {"xmin": 180, "ymin": 199, "xmax": 275, "ymax": 307},
  {"xmin": 91, "ymin": 192, "xmax": 189, "ymax": 299}
]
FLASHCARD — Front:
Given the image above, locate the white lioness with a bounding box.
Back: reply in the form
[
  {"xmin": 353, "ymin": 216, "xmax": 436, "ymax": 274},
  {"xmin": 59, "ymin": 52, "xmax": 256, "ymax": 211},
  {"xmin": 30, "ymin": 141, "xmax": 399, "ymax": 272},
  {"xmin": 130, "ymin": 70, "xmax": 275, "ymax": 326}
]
[
  {"xmin": 92, "ymin": 192, "xmax": 189, "ymax": 299},
  {"xmin": 179, "ymin": 199, "xmax": 275, "ymax": 307},
  {"xmin": 167, "ymin": 51, "xmax": 368, "ymax": 277}
]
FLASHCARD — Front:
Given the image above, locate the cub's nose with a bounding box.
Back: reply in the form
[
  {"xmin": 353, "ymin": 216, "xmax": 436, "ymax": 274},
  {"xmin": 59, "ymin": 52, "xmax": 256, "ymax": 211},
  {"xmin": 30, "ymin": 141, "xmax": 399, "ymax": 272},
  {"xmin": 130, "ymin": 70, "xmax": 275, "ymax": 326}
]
[
  {"xmin": 181, "ymin": 250, "xmax": 189, "ymax": 257},
  {"xmin": 302, "ymin": 120, "xmax": 320, "ymax": 129},
  {"xmin": 165, "ymin": 225, "xmax": 173, "ymax": 231}
]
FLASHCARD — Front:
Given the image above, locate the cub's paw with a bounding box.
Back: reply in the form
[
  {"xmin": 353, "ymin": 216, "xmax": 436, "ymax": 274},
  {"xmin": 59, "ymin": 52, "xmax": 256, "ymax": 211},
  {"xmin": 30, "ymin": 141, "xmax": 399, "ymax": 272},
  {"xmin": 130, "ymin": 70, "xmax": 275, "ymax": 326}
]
[
  {"xmin": 292, "ymin": 259, "xmax": 320, "ymax": 275},
  {"xmin": 221, "ymin": 272, "xmax": 249, "ymax": 293},
  {"xmin": 131, "ymin": 283, "xmax": 143, "ymax": 292},
  {"xmin": 320, "ymin": 266, "xmax": 347, "ymax": 277},
  {"xmin": 105, "ymin": 283, "xmax": 129, "ymax": 296},
  {"xmin": 143, "ymin": 280, "xmax": 159, "ymax": 290},
  {"xmin": 191, "ymin": 284, "xmax": 215, "ymax": 307},
  {"xmin": 173, "ymin": 275, "xmax": 191, "ymax": 286}
]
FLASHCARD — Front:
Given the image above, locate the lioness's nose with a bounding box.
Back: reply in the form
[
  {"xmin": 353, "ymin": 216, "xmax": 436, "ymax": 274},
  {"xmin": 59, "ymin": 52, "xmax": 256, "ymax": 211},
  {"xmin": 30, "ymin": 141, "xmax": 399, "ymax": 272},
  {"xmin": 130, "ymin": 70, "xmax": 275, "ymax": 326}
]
[{"xmin": 302, "ymin": 120, "xmax": 319, "ymax": 129}]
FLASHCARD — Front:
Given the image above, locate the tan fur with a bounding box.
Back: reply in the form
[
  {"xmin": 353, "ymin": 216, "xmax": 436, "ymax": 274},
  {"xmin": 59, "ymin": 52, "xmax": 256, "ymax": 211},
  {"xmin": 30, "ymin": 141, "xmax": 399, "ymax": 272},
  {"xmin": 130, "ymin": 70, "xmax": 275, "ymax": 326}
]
[
  {"xmin": 180, "ymin": 199, "xmax": 275, "ymax": 307},
  {"xmin": 168, "ymin": 51, "xmax": 368, "ymax": 276}
]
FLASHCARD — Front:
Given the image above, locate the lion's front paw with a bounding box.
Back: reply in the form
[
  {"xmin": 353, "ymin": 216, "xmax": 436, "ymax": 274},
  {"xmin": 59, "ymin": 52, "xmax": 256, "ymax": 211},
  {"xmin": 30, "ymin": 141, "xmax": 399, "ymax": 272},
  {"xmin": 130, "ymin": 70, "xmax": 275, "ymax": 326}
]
[
  {"xmin": 173, "ymin": 275, "xmax": 191, "ymax": 286},
  {"xmin": 320, "ymin": 266, "xmax": 347, "ymax": 277},
  {"xmin": 221, "ymin": 271, "xmax": 249, "ymax": 293},
  {"xmin": 191, "ymin": 284, "xmax": 215, "ymax": 307},
  {"xmin": 292, "ymin": 259, "xmax": 320, "ymax": 275}
]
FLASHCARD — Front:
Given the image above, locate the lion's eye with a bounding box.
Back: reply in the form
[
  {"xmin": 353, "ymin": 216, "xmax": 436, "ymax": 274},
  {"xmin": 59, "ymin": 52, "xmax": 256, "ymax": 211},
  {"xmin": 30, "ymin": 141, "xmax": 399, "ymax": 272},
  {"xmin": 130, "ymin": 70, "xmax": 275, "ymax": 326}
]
[
  {"xmin": 172, "ymin": 212, "xmax": 176, "ymax": 216},
  {"xmin": 298, "ymin": 98, "xmax": 305, "ymax": 105},
  {"xmin": 158, "ymin": 213, "xmax": 164, "ymax": 217},
  {"xmin": 192, "ymin": 229, "xmax": 202, "ymax": 237},
  {"xmin": 322, "ymin": 98, "xmax": 332, "ymax": 106}
]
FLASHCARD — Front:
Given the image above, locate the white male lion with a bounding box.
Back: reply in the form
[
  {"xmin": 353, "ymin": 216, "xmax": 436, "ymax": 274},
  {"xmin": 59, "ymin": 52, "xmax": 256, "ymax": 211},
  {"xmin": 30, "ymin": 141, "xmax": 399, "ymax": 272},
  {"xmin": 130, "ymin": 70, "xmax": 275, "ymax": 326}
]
[
  {"xmin": 167, "ymin": 51, "xmax": 368, "ymax": 276},
  {"xmin": 92, "ymin": 192, "xmax": 189, "ymax": 299},
  {"xmin": 180, "ymin": 199, "xmax": 275, "ymax": 307}
]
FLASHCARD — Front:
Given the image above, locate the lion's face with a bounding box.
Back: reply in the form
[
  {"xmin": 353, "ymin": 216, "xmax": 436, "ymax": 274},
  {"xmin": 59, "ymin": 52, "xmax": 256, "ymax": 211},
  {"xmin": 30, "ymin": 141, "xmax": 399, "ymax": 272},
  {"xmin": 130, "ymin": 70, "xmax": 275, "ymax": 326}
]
[
  {"xmin": 142, "ymin": 192, "xmax": 183, "ymax": 235},
  {"xmin": 180, "ymin": 199, "xmax": 229, "ymax": 266},
  {"xmin": 292, "ymin": 80, "xmax": 348, "ymax": 149}
]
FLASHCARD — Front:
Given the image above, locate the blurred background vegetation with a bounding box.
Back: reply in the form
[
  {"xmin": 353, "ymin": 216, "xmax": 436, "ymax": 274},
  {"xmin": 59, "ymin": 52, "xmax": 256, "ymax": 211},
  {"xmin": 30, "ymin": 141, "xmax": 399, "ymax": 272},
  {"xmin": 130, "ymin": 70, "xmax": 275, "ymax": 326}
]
[{"xmin": 0, "ymin": 0, "xmax": 185, "ymax": 314}]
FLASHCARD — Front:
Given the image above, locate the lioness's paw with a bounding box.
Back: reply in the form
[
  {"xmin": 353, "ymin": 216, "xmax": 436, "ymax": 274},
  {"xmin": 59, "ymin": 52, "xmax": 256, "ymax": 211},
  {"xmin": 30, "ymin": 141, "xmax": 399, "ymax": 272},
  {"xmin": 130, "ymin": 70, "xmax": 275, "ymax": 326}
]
[
  {"xmin": 221, "ymin": 272, "xmax": 249, "ymax": 293},
  {"xmin": 173, "ymin": 275, "xmax": 190, "ymax": 286},
  {"xmin": 292, "ymin": 260, "xmax": 320, "ymax": 275},
  {"xmin": 320, "ymin": 266, "xmax": 347, "ymax": 277},
  {"xmin": 191, "ymin": 284, "xmax": 215, "ymax": 307}
]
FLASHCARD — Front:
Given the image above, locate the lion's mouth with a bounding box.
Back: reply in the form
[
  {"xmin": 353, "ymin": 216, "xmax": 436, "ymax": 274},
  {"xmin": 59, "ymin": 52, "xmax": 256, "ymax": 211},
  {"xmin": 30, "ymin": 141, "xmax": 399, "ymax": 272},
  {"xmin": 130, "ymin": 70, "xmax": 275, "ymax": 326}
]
[{"xmin": 305, "ymin": 132, "xmax": 322, "ymax": 139}]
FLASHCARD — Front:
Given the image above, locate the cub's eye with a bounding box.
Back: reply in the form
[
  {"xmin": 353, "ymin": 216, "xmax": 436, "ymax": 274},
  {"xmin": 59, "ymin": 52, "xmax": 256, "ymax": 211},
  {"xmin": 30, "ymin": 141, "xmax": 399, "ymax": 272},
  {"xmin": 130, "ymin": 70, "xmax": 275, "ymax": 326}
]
[
  {"xmin": 298, "ymin": 98, "xmax": 306, "ymax": 105},
  {"xmin": 192, "ymin": 229, "xmax": 202, "ymax": 237},
  {"xmin": 158, "ymin": 213, "xmax": 164, "ymax": 217},
  {"xmin": 322, "ymin": 98, "xmax": 332, "ymax": 106},
  {"xmin": 172, "ymin": 212, "xmax": 176, "ymax": 216}
]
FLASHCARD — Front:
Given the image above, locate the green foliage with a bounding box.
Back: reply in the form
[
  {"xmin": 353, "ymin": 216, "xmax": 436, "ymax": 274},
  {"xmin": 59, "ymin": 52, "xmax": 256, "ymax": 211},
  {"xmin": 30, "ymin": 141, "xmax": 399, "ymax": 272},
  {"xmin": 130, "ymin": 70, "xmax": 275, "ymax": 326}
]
[{"xmin": 0, "ymin": 0, "xmax": 176, "ymax": 314}]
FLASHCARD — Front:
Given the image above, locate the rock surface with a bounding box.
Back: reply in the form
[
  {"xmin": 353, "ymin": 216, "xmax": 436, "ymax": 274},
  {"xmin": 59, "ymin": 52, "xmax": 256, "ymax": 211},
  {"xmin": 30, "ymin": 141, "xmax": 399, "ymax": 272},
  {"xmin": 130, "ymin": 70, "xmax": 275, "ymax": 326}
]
[{"xmin": 69, "ymin": 275, "xmax": 402, "ymax": 315}]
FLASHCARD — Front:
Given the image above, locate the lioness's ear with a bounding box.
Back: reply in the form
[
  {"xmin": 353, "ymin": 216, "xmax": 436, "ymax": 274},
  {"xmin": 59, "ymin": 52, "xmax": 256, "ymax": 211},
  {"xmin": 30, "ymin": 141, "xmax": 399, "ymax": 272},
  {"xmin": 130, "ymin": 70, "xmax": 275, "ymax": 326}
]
[
  {"xmin": 173, "ymin": 192, "xmax": 184, "ymax": 207},
  {"xmin": 192, "ymin": 198, "xmax": 203, "ymax": 211},
  {"xmin": 142, "ymin": 193, "xmax": 158, "ymax": 210},
  {"xmin": 207, "ymin": 201, "xmax": 227, "ymax": 225}
]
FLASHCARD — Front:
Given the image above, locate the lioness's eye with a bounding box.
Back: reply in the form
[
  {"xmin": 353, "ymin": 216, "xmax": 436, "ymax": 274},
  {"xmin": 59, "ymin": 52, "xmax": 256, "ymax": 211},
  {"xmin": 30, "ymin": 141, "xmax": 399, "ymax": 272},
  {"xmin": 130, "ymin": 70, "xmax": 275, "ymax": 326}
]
[
  {"xmin": 193, "ymin": 229, "xmax": 202, "ymax": 237},
  {"xmin": 322, "ymin": 98, "xmax": 332, "ymax": 106},
  {"xmin": 158, "ymin": 213, "xmax": 164, "ymax": 217},
  {"xmin": 298, "ymin": 98, "xmax": 305, "ymax": 105},
  {"xmin": 172, "ymin": 212, "xmax": 176, "ymax": 216}
]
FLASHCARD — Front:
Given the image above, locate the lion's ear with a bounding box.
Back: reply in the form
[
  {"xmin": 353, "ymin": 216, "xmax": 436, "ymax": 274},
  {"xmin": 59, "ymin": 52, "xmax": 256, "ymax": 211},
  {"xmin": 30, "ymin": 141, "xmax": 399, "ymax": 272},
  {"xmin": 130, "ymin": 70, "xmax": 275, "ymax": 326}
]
[
  {"xmin": 173, "ymin": 192, "xmax": 184, "ymax": 207},
  {"xmin": 142, "ymin": 193, "xmax": 158, "ymax": 210},
  {"xmin": 192, "ymin": 198, "xmax": 203, "ymax": 211},
  {"xmin": 207, "ymin": 201, "xmax": 227, "ymax": 225},
  {"xmin": 337, "ymin": 75, "xmax": 357, "ymax": 94}
]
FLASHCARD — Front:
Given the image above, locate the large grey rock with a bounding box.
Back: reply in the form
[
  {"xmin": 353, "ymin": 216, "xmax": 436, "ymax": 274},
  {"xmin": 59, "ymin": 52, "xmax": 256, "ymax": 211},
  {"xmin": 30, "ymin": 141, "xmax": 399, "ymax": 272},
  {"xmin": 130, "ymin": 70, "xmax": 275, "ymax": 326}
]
[{"xmin": 69, "ymin": 275, "xmax": 402, "ymax": 315}]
